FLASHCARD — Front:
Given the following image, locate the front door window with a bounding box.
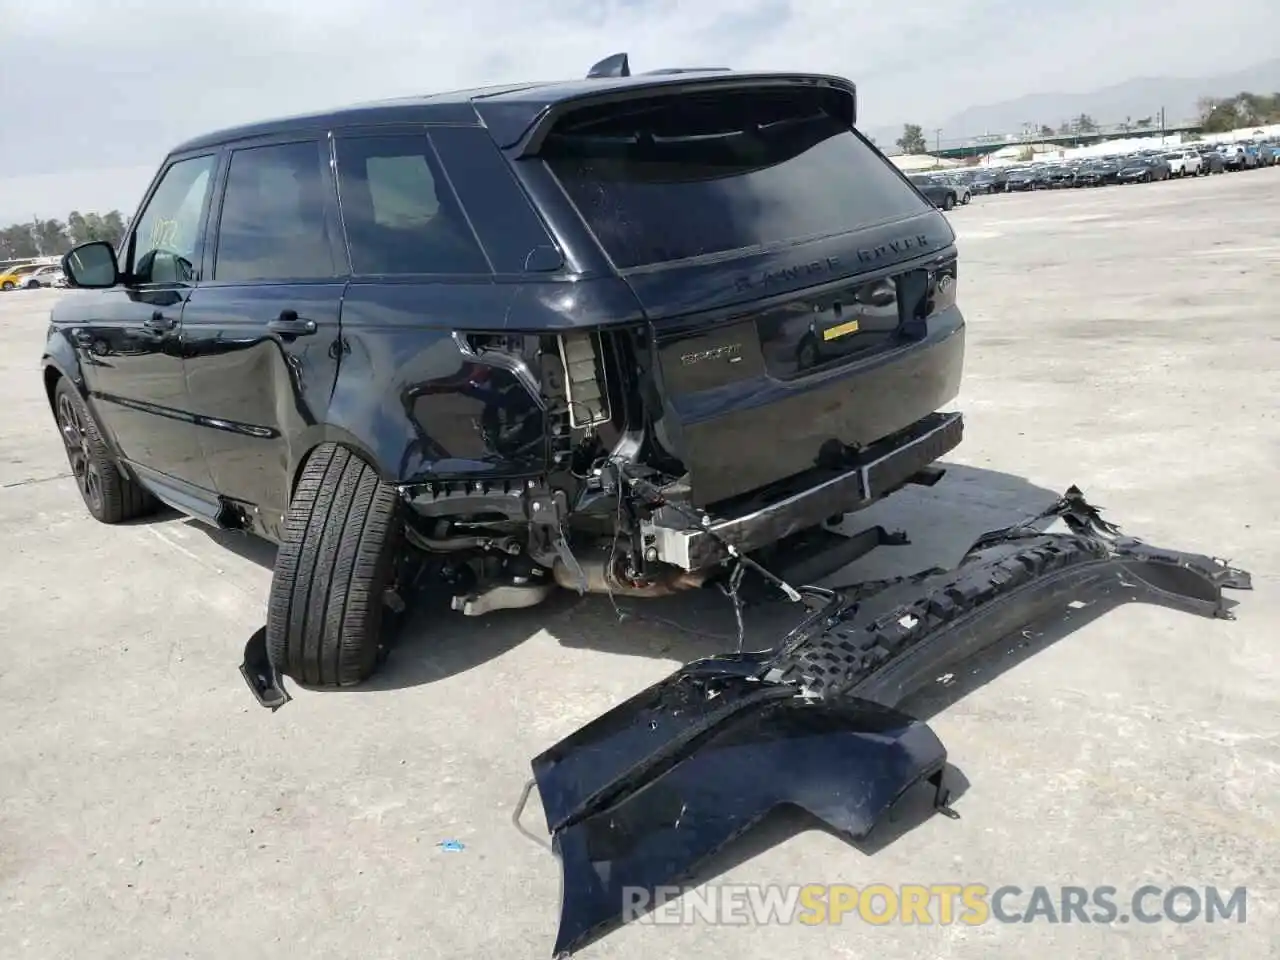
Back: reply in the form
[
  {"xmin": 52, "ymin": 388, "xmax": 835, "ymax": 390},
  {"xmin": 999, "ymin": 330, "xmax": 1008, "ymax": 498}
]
[{"xmin": 129, "ymin": 155, "xmax": 217, "ymax": 284}]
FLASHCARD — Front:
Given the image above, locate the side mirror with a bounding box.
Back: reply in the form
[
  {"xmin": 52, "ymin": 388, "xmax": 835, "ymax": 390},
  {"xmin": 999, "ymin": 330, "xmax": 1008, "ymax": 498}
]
[{"xmin": 62, "ymin": 241, "xmax": 120, "ymax": 289}]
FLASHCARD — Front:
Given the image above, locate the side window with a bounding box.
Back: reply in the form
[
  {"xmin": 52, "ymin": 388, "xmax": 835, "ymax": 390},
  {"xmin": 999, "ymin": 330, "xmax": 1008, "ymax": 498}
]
[
  {"xmin": 130, "ymin": 155, "xmax": 217, "ymax": 285},
  {"xmin": 334, "ymin": 135, "xmax": 489, "ymax": 275},
  {"xmin": 213, "ymin": 141, "xmax": 337, "ymax": 282}
]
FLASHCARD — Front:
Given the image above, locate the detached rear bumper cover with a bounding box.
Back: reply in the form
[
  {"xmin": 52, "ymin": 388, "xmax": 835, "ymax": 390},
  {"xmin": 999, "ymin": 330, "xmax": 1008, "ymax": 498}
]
[{"xmin": 530, "ymin": 486, "xmax": 1250, "ymax": 956}]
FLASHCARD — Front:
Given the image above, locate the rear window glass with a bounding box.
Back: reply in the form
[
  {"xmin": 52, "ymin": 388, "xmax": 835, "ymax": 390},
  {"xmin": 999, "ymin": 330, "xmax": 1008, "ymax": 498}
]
[
  {"xmin": 541, "ymin": 87, "xmax": 928, "ymax": 270},
  {"xmin": 334, "ymin": 135, "xmax": 489, "ymax": 275}
]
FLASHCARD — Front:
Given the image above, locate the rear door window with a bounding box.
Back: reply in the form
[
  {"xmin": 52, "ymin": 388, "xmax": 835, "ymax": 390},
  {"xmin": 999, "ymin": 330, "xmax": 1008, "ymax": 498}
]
[
  {"xmin": 540, "ymin": 86, "xmax": 929, "ymax": 270},
  {"xmin": 213, "ymin": 140, "xmax": 338, "ymax": 282},
  {"xmin": 334, "ymin": 135, "xmax": 490, "ymax": 275}
]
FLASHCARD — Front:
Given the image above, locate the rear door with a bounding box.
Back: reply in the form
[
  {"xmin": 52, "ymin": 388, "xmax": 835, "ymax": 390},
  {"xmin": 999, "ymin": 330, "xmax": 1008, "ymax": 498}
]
[
  {"xmin": 180, "ymin": 135, "xmax": 347, "ymax": 539},
  {"xmin": 533, "ymin": 84, "xmax": 957, "ymax": 504}
]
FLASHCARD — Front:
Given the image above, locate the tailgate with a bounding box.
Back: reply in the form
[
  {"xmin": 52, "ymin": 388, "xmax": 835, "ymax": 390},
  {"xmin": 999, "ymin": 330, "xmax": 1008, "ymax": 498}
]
[
  {"xmin": 535, "ymin": 81, "xmax": 961, "ymax": 506},
  {"xmin": 633, "ymin": 220, "xmax": 961, "ymax": 505}
]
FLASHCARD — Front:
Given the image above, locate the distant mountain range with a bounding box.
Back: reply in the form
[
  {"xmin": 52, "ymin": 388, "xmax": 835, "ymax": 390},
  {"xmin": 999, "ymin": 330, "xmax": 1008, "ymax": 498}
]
[{"xmin": 864, "ymin": 57, "xmax": 1280, "ymax": 151}]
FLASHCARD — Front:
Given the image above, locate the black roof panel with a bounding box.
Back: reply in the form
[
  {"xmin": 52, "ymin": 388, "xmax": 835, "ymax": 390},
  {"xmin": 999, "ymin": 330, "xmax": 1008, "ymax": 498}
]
[{"xmin": 169, "ymin": 70, "xmax": 852, "ymax": 155}]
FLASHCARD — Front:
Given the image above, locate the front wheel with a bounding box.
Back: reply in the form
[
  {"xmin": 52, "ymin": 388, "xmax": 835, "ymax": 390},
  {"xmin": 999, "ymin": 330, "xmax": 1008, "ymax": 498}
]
[
  {"xmin": 53, "ymin": 378, "xmax": 157, "ymax": 523},
  {"xmin": 266, "ymin": 443, "xmax": 404, "ymax": 688}
]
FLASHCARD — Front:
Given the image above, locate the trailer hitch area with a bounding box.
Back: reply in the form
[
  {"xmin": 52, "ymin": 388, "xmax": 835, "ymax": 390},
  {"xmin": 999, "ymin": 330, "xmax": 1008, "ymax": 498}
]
[
  {"xmin": 525, "ymin": 486, "xmax": 1251, "ymax": 956},
  {"xmin": 523, "ymin": 656, "xmax": 949, "ymax": 958}
]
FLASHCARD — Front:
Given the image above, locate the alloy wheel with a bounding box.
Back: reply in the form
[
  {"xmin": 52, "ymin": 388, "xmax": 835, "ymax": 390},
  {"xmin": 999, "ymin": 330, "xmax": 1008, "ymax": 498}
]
[{"xmin": 57, "ymin": 393, "xmax": 102, "ymax": 512}]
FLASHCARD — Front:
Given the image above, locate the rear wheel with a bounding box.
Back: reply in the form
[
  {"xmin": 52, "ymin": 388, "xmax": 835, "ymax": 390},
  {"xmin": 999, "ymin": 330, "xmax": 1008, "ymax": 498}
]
[
  {"xmin": 266, "ymin": 443, "xmax": 403, "ymax": 688},
  {"xmin": 53, "ymin": 377, "xmax": 157, "ymax": 523},
  {"xmin": 1, "ymin": 281, "xmax": 13, "ymax": 291},
  {"xmin": 942, "ymin": 194, "xmax": 955, "ymax": 211}
]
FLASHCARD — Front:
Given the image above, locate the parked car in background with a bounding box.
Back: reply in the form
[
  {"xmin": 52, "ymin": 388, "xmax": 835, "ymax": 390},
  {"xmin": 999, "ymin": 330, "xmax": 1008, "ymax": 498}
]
[
  {"xmin": 942, "ymin": 174, "xmax": 972, "ymax": 204},
  {"xmin": 1004, "ymin": 166, "xmax": 1044, "ymax": 191},
  {"xmin": 906, "ymin": 173, "xmax": 962, "ymax": 210},
  {"xmin": 21, "ymin": 265, "xmax": 64, "ymax": 288},
  {"xmin": 1257, "ymin": 143, "xmax": 1277, "ymax": 167},
  {"xmin": 1118, "ymin": 155, "xmax": 1170, "ymax": 183},
  {"xmin": 1042, "ymin": 164, "xmax": 1076, "ymax": 188},
  {"xmin": 1, "ymin": 263, "xmax": 42, "ymax": 290},
  {"xmin": 1074, "ymin": 158, "xmax": 1121, "ymax": 186},
  {"xmin": 1218, "ymin": 144, "xmax": 1247, "ymax": 170},
  {"xmin": 1164, "ymin": 150, "xmax": 1202, "ymax": 177},
  {"xmin": 1194, "ymin": 146, "xmax": 1226, "ymax": 174},
  {"xmin": 968, "ymin": 168, "xmax": 1006, "ymax": 194},
  {"xmin": 1239, "ymin": 142, "xmax": 1261, "ymax": 169}
]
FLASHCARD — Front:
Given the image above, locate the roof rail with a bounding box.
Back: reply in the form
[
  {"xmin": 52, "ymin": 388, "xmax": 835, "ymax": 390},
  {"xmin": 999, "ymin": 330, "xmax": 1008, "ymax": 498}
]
[
  {"xmin": 586, "ymin": 53, "xmax": 630, "ymax": 79},
  {"xmin": 641, "ymin": 67, "xmax": 729, "ymax": 75}
]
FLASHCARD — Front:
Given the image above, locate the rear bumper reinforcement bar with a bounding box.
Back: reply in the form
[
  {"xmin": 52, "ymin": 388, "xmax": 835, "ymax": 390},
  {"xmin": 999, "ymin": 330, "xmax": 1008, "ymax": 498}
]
[
  {"xmin": 524, "ymin": 486, "xmax": 1251, "ymax": 956},
  {"xmin": 645, "ymin": 411, "xmax": 964, "ymax": 571}
]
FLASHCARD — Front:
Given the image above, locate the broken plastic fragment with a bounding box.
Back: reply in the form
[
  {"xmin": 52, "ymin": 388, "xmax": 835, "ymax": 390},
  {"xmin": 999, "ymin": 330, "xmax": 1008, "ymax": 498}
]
[{"xmin": 437, "ymin": 839, "xmax": 466, "ymax": 852}]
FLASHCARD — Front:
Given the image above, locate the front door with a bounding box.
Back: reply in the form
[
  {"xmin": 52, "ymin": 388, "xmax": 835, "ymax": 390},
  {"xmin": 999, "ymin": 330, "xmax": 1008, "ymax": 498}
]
[
  {"xmin": 71, "ymin": 152, "xmax": 220, "ymax": 494},
  {"xmin": 181, "ymin": 137, "xmax": 347, "ymax": 540}
]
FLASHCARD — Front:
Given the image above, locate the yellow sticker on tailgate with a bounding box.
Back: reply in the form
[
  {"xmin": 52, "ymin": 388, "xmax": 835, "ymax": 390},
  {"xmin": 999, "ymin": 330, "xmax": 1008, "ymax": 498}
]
[{"xmin": 822, "ymin": 319, "xmax": 860, "ymax": 341}]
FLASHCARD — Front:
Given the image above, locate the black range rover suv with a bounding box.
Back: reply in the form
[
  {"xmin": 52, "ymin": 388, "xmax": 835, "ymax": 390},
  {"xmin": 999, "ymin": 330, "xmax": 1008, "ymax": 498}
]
[{"xmin": 43, "ymin": 57, "xmax": 965, "ymax": 688}]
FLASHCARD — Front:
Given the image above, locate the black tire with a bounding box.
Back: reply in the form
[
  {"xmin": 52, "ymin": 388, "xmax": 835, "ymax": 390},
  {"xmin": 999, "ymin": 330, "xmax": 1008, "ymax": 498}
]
[
  {"xmin": 1, "ymin": 281, "xmax": 13, "ymax": 290},
  {"xmin": 267, "ymin": 443, "xmax": 403, "ymax": 687},
  {"xmin": 53, "ymin": 377, "xmax": 157, "ymax": 523},
  {"xmin": 942, "ymin": 193, "xmax": 955, "ymax": 211}
]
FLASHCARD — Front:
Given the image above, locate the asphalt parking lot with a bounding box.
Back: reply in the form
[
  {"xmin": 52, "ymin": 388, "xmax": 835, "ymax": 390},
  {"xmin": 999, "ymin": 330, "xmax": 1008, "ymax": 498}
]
[{"xmin": 3, "ymin": 168, "xmax": 1279, "ymax": 959}]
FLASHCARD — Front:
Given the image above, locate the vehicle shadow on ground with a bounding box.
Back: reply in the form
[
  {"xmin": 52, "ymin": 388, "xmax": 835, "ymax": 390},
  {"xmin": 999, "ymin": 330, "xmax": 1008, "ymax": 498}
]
[
  {"xmin": 362, "ymin": 461, "xmax": 1069, "ymax": 690},
  {"xmin": 193, "ymin": 461, "xmax": 1073, "ymax": 689},
  {"xmin": 192, "ymin": 463, "xmax": 1237, "ymax": 706}
]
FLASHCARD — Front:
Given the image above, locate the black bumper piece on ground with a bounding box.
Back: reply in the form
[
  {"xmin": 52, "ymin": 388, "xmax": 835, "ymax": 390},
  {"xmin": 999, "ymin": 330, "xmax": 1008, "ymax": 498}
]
[{"xmin": 526, "ymin": 486, "xmax": 1251, "ymax": 956}]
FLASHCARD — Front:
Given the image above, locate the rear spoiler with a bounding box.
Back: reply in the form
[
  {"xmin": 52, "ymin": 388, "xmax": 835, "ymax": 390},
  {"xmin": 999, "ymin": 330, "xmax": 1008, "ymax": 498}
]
[{"xmin": 475, "ymin": 68, "xmax": 858, "ymax": 158}]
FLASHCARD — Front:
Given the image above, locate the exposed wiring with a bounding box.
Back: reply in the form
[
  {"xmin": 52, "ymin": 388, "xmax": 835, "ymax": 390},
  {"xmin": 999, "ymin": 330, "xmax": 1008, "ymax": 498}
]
[{"xmin": 593, "ymin": 457, "xmax": 812, "ymax": 651}]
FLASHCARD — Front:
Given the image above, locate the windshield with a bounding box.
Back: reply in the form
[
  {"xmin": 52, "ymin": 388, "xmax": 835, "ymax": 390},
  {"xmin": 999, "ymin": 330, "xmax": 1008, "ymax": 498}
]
[{"xmin": 541, "ymin": 86, "xmax": 930, "ymax": 269}]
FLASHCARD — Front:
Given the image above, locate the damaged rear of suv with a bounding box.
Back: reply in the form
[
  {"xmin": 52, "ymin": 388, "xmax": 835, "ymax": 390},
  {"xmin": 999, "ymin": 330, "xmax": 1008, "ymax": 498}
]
[{"xmin": 45, "ymin": 58, "xmax": 963, "ymax": 693}]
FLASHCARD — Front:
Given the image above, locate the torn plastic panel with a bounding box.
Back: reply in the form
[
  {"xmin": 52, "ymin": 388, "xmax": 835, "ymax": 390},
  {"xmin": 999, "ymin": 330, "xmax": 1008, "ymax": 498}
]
[
  {"xmin": 532, "ymin": 672, "xmax": 946, "ymax": 957},
  {"xmin": 525, "ymin": 486, "xmax": 1251, "ymax": 956}
]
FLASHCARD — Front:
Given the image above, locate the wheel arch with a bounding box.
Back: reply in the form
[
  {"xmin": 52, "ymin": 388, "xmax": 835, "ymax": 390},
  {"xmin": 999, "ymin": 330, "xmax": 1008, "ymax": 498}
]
[
  {"xmin": 286, "ymin": 427, "xmax": 395, "ymax": 507},
  {"xmin": 41, "ymin": 348, "xmax": 84, "ymax": 418}
]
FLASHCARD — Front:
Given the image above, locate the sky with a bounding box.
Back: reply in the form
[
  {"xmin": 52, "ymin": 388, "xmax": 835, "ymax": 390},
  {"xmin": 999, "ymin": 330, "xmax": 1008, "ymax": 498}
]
[{"xmin": 1, "ymin": 0, "xmax": 1276, "ymax": 224}]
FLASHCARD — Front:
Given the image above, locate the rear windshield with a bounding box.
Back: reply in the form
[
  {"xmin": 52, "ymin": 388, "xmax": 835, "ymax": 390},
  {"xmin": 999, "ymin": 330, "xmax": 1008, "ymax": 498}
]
[{"xmin": 540, "ymin": 87, "xmax": 929, "ymax": 270}]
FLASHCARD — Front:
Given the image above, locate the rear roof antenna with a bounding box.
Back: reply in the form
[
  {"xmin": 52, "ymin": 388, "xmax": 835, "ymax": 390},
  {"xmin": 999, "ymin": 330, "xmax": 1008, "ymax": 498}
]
[{"xmin": 586, "ymin": 53, "xmax": 630, "ymax": 79}]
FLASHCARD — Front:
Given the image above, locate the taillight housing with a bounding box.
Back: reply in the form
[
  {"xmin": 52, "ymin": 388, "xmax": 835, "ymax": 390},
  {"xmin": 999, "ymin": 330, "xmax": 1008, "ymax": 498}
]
[{"xmin": 924, "ymin": 257, "xmax": 959, "ymax": 317}]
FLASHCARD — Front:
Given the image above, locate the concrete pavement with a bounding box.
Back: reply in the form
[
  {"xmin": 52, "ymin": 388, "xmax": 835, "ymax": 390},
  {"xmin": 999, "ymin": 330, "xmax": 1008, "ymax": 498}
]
[{"xmin": 2, "ymin": 169, "xmax": 1278, "ymax": 959}]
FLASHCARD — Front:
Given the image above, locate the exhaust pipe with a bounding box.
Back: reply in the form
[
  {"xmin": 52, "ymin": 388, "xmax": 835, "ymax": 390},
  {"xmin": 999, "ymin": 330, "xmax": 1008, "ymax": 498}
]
[{"xmin": 553, "ymin": 543, "xmax": 708, "ymax": 597}]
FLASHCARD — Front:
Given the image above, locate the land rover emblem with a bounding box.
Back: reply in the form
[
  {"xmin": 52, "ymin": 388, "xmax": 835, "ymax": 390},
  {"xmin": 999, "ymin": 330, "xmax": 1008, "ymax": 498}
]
[{"xmin": 681, "ymin": 343, "xmax": 743, "ymax": 366}]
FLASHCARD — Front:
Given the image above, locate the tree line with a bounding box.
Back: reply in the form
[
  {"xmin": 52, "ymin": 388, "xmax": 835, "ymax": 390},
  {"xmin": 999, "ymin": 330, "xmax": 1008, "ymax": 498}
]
[
  {"xmin": 1198, "ymin": 91, "xmax": 1280, "ymax": 132},
  {"xmin": 893, "ymin": 88, "xmax": 1279, "ymax": 155},
  {"xmin": 0, "ymin": 211, "xmax": 128, "ymax": 261}
]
